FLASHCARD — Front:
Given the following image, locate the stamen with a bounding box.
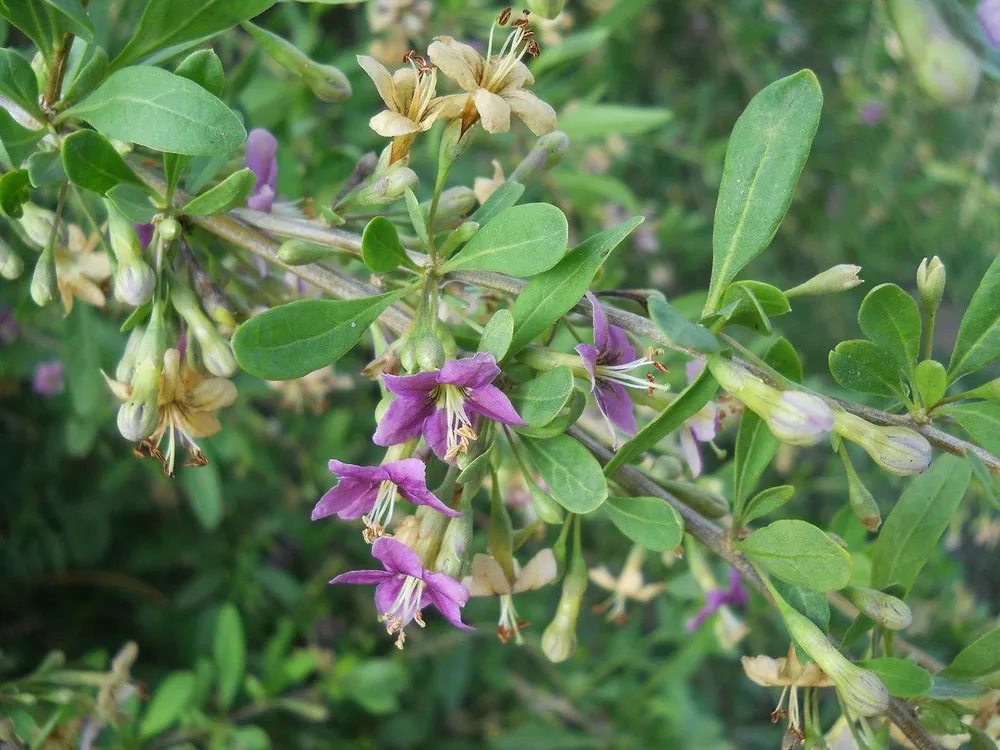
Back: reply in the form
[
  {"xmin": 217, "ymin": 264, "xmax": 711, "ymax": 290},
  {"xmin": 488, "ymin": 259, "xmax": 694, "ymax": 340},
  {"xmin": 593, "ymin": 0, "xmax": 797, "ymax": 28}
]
[
  {"xmin": 498, "ymin": 6, "xmax": 512, "ymax": 25},
  {"xmin": 379, "ymin": 575, "xmax": 426, "ymax": 649},
  {"xmin": 361, "ymin": 481, "xmax": 399, "ymax": 542}
]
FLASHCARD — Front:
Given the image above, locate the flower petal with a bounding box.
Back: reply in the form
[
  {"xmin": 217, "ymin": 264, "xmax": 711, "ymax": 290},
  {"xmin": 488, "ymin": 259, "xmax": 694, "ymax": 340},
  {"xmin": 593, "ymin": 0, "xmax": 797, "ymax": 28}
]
[
  {"xmin": 330, "ymin": 569, "xmax": 392, "ymax": 586},
  {"xmin": 374, "ymin": 577, "xmax": 409, "ymax": 621},
  {"xmin": 575, "ymin": 343, "xmax": 600, "ymax": 385},
  {"xmin": 505, "ymin": 89, "xmax": 557, "ymax": 136},
  {"xmin": 584, "ymin": 291, "xmax": 610, "ymax": 353},
  {"xmin": 685, "ymin": 359, "xmax": 707, "ymax": 384},
  {"xmin": 587, "ymin": 565, "xmax": 619, "ymax": 592},
  {"xmin": 372, "ymin": 395, "xmax": 437, "ymax": 446},
  {"xmin": 188, "ymin": 377, "xmax": 237, "ymax": 411},
  {"xmin": 246, "ymin": 128, "xmax": 278, "ymax": 190},
  {"xmin": 382, "ymin": 370, "xmax": 441, "ymax": 396},
  {"xmin": 436, "ymin": 353, "xmax": 500, "ymax": 389},
  {"xmin": 428, "ymin": 37, "xmax": 482, "ymax": 92},
  {"xmin": 688, "ymin": 402, "xmax": 718, "ymax": 443},
  {"xmin": 496, "ymin": 59, "xmax": 534, "ymax": 92},
  {"xmin": 513, "ymin": 548, "xmax": 558, "ymax": 593},
  {"xmin": 421, "ymin": 409, "xmax": 449, "ymax": 461},
  {"xmin": 594, "ymin": 381, "xmax": 636, "ymax": 435},
  {"xmin": 429, "ymin": 93, "xmax": 469, "ymax": 121},
  {"xmin": 369, "ymin": 110, "xmax": 421, "ymax": 137},
  {"xmin": 247, "ymin": 185, "xmax": 275, "ymax": 213},
  {"xmin": 679, "ymin": 427, "xmax": 704, "ymax": 478},
  {"xmin": 371, "ymin": 536, "xmax": 423, "ymax": 578},
  {"xmin": 741, "ymin": 655, "xmax": 785, "ymax": 687},
  {"xmin": 473, "ymin": 87, "xmax": 511, "ymax": 134},
  {"xmin": 391, "ymin": 67, "xmax": 418, "ymax": 111},
  {"xmin": 606, "ymin": 324, "xmax": 636, "ymax": 365},
  {"xmin": 466, "ymin": 384, "xmax": 526, "ymax": 427},
  {"xmin": 464, "ymin": 553, "xmax": 511, "ymax": 596},
  {"xmin": 386, "ymin": 458, "xmax": 461, "ymax": 517},
  {"xmin": 423, "ymin": 571, "xmax": 474, "ymax": 631},
  {"xmin": 356, "ymin": 55, "xmax": 398, "ymax": 110},
  {"xmin": 328, "ymin": 459, "xmax": 389, "ymax": 482},
  {"xmin": 312, "ymin": 478, "xmax": 379, "ymax": 520}
]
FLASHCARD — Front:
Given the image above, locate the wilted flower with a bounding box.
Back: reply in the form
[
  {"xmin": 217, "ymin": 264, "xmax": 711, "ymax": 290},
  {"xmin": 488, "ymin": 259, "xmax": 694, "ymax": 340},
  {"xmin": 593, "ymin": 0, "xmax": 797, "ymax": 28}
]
[
  {"xmin": 374, "ymin": 352, "xmax": 526, "ymax": 462},
  {"xmin": 588, "ymin": 545, "xmax": 664, "ymax": 623},
  {"xmin": 575, "ymin": 292, "xmax": 669, "ymax": 446},
  {"xmin": 742, "ymin": 644, "xmax": 833, "ymax": 743},
  {"xmin": 331, "ymin": 536, "xmax": 472, "ymax": 648},
  {"xmin": 679, "ymin": 360, "xmax": 719, "ymax": 477},
  {"xmin": 358, "ymin": 53, "xmax": 448, "ymax": 164},
  {"xmin": 313, "ymin": 457, "xmax": 460, "ymax": 541},
  {"xmin": 474, "ymin": 159, "xmax": 506, "ymax": 204},
  {"xmin": 464, "ymin": 548, "xmax": 558, "ymax": 643},
  {"xmin": 428, "ymin": 9, "xmax": 557, "ymax": 136},
  {"xmin": 49, "ymin": 224, "xmax": 112, "ymax": 315},
  {"xmin": 686, "ymin": 568, "xmax": 749, "ymax": 631},
  {"xmin": 32, "ymin": 360, "xmax": 64, "ymax": 397}
]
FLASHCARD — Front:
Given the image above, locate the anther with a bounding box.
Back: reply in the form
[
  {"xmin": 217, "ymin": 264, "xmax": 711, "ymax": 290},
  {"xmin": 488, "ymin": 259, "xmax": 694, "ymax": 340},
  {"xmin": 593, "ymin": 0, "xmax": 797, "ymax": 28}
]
[{"xmin": 498, "ymin": 6, "xmax": 512, "ymax": 24}]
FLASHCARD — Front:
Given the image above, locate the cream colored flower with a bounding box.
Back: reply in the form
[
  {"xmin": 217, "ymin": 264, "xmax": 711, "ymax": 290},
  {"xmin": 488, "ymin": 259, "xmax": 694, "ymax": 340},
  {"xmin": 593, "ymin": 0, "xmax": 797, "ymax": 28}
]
[
  {"xmin": 55, "ymin": 224, "xmax": 111, "ymax": 315},
  {"xmin": 358, "ymin": 53, "xmax": 446, "ymax": 164},
  {"xmin": 742, "ymin": 645, "xmax": 833, "ymax": 745},
  {"xmin": 588, "ymin": 545, "xmax": 664, "ymax": 623},
  {"xmin": 428, "ymin": 10, "xmax": 557, "ymax": 136},
  {"xmin": 107, "ymin": 348, "xmax": 236, "ymax": 476},
  {"xmin": 474, "ymin": 159, "xmax": 506, "ymax": 204},
  {"xmin": 464, "ymin": 548, "xmax": 558, "ymax": 643}
]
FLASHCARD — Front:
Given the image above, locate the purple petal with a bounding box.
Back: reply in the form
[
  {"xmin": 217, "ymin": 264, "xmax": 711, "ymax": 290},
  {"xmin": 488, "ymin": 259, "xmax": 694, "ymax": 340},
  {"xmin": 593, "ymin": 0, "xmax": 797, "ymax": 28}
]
[
  {"xmin": 437, "ymin": 353, "xmax": 500, "ymax": 389},
  {"xmin": 311, "ymin": 478, "xmax": 379, "ymax": 520},
  {"xmin": 585, "ymin": 291, "xmax": 610, "ymax": 354},
  {"xmin": 135, "ymin": 223, "xmax": 154, "ymax": 252},
  {"xmin": 246, "ymin": 128, "xmax": 278, "ymax": 190},
  {"xmin": 387, "ymin": 459, "xmax": 461, "ymax": 516},
  {"xmin": 247, "ymin": 185, "xmax": 275, "ymax": 213},
  {"xmin": 421, "ymin": 409, "xmax": 450, "ymax": 461},
  {"xmin": 679, "ymin": 427, "xmax": 704, "ymax": 478},
  {"xmin": 422, "ymin": 571, "xmax": 474, "ymax": 631},
  {"xmin": 330, "ymin": 569, "xmax": 392, "ymax": 586},
  {"xmin": 371, "ymin": 536, "xmax": 424, "ymax": 578},
  {"xmin": 382, "ymin": 370, "xmax": 441, "ymax": 397},
  {"xmin": 374, "ymin": 577, "xmax": 408, "ymax": 620},
  {"xmin": 328, "ymin": 459, "xmax": 388, "ymax": 482},
  {"xmin": 980, "ymin": 0, "xmax": 1000, "ymax": 46},
  {"xmin": 687, "ymin": 403, "xmax": 719, "ymax": 442},
  {"xmin": 594, "ymin": 381, "xmax": 636, "ymax": 435},
  {"xmin": 605, "ymin": 324, "xmax": 635, "ymax": 365},
  {"xmin": 685, "ymin": 605, "xmax": 714, "ymax": 632},
  {"xmin": 685, "ymin": 359, "xmax": 706, "ymax": 385},
  {"xmin": 724, "ymin": 569, "xmax": 749, "ymax": 607},
  {"xmin": 466, "ymin": 384, "xmax": 527, "ymax": 427},
  {"xmin": 373, "ymin": 395, "xmax": 437, "ymax": 446},
  {"xmin": 575, "ymin": 343, "xmax": 600, "ymax": 385}
]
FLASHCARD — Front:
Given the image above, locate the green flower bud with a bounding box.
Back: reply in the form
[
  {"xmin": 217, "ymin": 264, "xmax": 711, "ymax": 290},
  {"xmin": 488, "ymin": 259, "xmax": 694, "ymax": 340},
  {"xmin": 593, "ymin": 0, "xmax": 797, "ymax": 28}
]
[
  {"xmin": 30, "ymin": 247, "xmax": 56, "ymax": 307},
  {"xmin": 843, "ymin": 584, "xmax": 913, "ymax": 631},
  {"xmin": 487, "ymin": 481, "xmax": 516, "ymax": 584},
  {"xmin": 118, "ymin": 305, "xmax": 167, "ymax": 442},
  {"xmin": 527, "ymin": 0, "xmax": 566, "ymax": 19},
  {"xmin": 277, "ymin": 239, "xmax": 338, "ymax": 266},
  {"xmin": 425, "ymin": 186, "xmax": 476, "ymax": 220},
  {"xmin": 433, "ymin": 491, "xmax": 473, "ymax": 579},
  {"xmin": 115, "ymin": 325, "xmax": 146, "ymax": 383},
  {"xmin": 916, "ymin": 256, "xmax": 945, "ymax": 314},
  {"xmin": 0, "ymin": 237, "xmax": 23, "ymax": 279},
  {"xmin": 412, "ymin": 504, "xmax": 449, "ymax": 567},
  {"xmin": 783, "ymin": 264, "xmax": 863, "ymax": 298},
  {"xmin": 355, "ymin": 167, "xmax": 418, "ymax": 207},
  {"xmin": 839, "ymin": 446, "xmax": 881, "ymax": 531},
  {"xmin": 439, "ymin": 119, "xmax": 475, "ymax": 174},
  {"xmin": 302, "ymin": 63, "xmax": 351, "ymax": 103},
  {"xmin": 542, "ymin": 520, "xmax": 586, "ymax": 663},
  {"xmin": 116, "ymin": 261, "xmax": 156, "ymax": 307},
  {"xmin": 510, "ymin": 131, "xmax": 570, "ymax": 184},
  {"xmin": 415, "ymin": 333, "xmax": 445, "ymax": 371},
  {"xmin": 106, "ymin": 202, "xmax": 153, "ymax": 307},
  {"xmin": 157, "ymin": 217, "xmax": 181, "ymax": 241},
  {"xmin": 19, "ymin": 203, "xmax": 67, "ymax": 249},
  {"xmin": 171, "ymin": 283, "xmax": 237, "ymax": 377},
  {"xmin": 834, "ymin": 412, "xmax": 932, "ymax": 476}
]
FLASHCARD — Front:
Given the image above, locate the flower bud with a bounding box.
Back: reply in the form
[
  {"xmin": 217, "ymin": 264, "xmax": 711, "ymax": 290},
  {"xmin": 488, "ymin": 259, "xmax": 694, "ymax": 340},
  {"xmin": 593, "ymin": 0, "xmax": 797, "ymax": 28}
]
[
  {"xmin": 415, "ymin": 333, "xmax": 445, "ymax": 372},
  {"xmin": 843, "ymin": 584, "xmax": 913, "ymax": 631},
  {"xmin": 783, "ymin": 265, "xmax": 863, "ymax": 298},
  {"xmin": 30, "ymin": 247, "xmax": 56, "ymax": 307},
  {"xmin": 834, "ymin": 412, "xmax": 932, "ymax": 476},
  {"xmin": 839, "ymin": 446, "xmax": 881, "ymax": 531},
  {"xmin": 171, "ymin": 282, "xmax": 237, "ymax": 377},
  {"xmin": 542, "ymin": 519, "xmax": 586, "ymax": 663},
  {"xmin": 19, "ymin": 203, "xmax": 67, "ymax": 249},
  {"xmin": 488, "ymin": 481, "xmax": 516, "ymax": 584},
  {"xmin": 277, "ymin": 239, "xmax": 338, "ymax": 266},
  {"xmin": 509, "ymin": 131, "xmax": 570, "ymax": 184},
  {"xmin": 412, "ymin": 504, "xmax": 449, "ymax": 567},
  {"xmin": 157, "ymin": 217, "xmax": 181, "ymax": 241},
  {"xmin": 439, "ymin": 118, "xmax": 475, "ymax": 174},
  {"xmin": 434, "ymin": 493, "xmax": 473, "ymax": 579},
  {"xmin": 0, "ymin": 237, "xmax": 23, "ymax": 279},
  {"xmin": 527, "ymin": 0, "xmax": 566, "ymax": 19},
  {"xmin": 776, "ymin": 588, "xmax": 889, "ymax": 717},
  {"xmin": 765, "ymin": 391, "xmax": 835, "ymax": 446},
  {"xmin": 355, "ymin": 167, "xmax": 419, "ymax": 207},
  {"xmin": 302, "ymin": 63, "xmax": 351, "ymax": 103},
  {"xmin": 115, "ymin": 261, "xmax": 156, "ymax": 307},
  {"xmin": 916, "ymin": 256, "xmax": 945, "ymax": 314},
  {"xmin": 115, "ymin": 325, "xmax": 146, "ymax": 383},
  {"xmin": 118, "ymin": 307, "xmax": 166, "ymax": 442},
  {"xmin": 424, "ymin": 186, "xmax": 476, "ymax": 220},
  {"xmin": 888, "ymin": 0, "xmax": 981, "ymax": 105}
]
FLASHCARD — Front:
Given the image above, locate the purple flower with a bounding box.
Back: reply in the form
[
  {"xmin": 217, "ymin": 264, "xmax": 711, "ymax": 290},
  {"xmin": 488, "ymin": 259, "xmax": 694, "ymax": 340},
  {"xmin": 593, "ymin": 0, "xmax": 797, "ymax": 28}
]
[
  {"xmin": 135, "ymin": 223, "xmax": 154, "ymax": 251},
  {"xmin": 313, "ymin": 458, "xmax": 460, "ymax": 540},
  {"xmin": 679, "ymin": 360, "xmax": 719, "ymax": 477},
  {"xmin": 980, "ymin": 0, "xmax": 1000, "ymax": 46},
  {"xmin": 331, "ymin": 536, "xmax": 472, "ymax": 648},
  {"xmin": 575, "ymin": 292, "xmax": 666, "ymax": 446},
  {"xmin": 246, "ymin": 128, "xmax": 278, "ymax": 213},
  {"xmin": 686, "ymin": 568, "xmax": 749, "ymax": 632},
  {"xmin": 32, "ymin": 360, "xmax": 64, "ymax": 397},
  {"xmin": 373, "ymin": 353, "xmax": 526, "ymax": 462},
  {"xmin": 858, "ymin": 100, "xmax": 885, "ymax": 127}
]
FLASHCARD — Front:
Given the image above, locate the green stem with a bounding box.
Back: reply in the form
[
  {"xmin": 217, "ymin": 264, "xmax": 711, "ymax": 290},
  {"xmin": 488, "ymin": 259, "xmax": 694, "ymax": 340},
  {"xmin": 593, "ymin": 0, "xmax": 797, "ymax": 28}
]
[
  {"xmin": 921, "ymin": 307, "xmax": 936, "ymax": 362},
  {"xmin": 425, "ymin": 167, "xmax": 450, "ymax": 259}
]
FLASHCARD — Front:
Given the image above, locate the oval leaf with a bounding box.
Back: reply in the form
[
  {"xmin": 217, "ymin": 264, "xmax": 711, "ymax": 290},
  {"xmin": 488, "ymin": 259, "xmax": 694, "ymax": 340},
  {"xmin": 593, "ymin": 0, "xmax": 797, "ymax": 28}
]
[
  {"xmin": 477, "ymin": 308, "xmax": 514, "ymax": 361},
  {"xmin": 649, "ymin": 293, "xmax": 721, "ymax": 353},
  {"xmin": 742, "ymin": 485, "xmax": 795, "ymax": 526},
  {"xmin": 61, "ymin": 129, "xmax": 144, "ymax": 196},
  {"xmin": 442, "ymin": 203, "xmax": 568, "ymax": 276},
  {"xmin": 0, "ymin": 49, "xmax": 41, "ymax": 117},
  {"xmin": 856, "ymin": 658, "xmax": 932, "ymax": 698},
  {"xmin": 941, "ymin": 626, "xmax": 1000, "ymax": 680},
  {"xmin": 858, "ymin": 283, "xmax": 921, "ymax": 377},
  {"xmin": 737, "ymin": 519, "xmax": 853, "ymax": 592},
  {"xmin": 63, "ymin": 67, "xmax": 247, "ymax": 156},
  {"xmin": 361, "ymin": 216, "xmax": 409, "ymax": 273},
  {"xmin": 604, "ymin": 496, "xmax": 683, "ymax": 551},
  {"xmin": 522, "ymin": 434, "xmax": 607, "ymax": 513},
  {"xmin": 705, "ymin": 70, "xmax": 823, "ymax": 313},
  {"xmin": 213, "ymin": 603, "xmax": 246, "ymax": 710},
  {"xmin": 139, "ymin": 671, "xmax": 196, "ymax": 739},
  {"xmin": 938, "ymin": 401, "xmax": 1000, "ymax": 459},
  {"xmin": 469, "ymin": 180, "xmax": 524, "ymax": 226},
  {"xmin": 950, "ymin": 252, "xmax": 1000, "ymax": 381},
  {"xmin": 915, "ymin": 359, "xmax": 948, "ymax": 408},
  {"xmin": 513, "ymin": 366, "xmax": 574, "ymax": 428},
  {"xmin": 232, "ymin": 290, "xmax": 406, "ymax": 380},
  {"xmin": 829, "ymin": 339, "xmax": 906, "ymax": 398},
  {"xmin": 181, "ymin": 168, "xmax": 256, "ymax": 217}
]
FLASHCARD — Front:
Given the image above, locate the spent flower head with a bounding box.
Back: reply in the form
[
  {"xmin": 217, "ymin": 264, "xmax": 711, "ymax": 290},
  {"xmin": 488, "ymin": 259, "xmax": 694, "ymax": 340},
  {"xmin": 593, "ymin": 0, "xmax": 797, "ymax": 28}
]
[
  {"xmin": 588, "ymin": 545, "xmax": 664, "ymax": 623},
  {"xmin": 464, "ymin": 548, "xmax": 558, "ymax": 643}
]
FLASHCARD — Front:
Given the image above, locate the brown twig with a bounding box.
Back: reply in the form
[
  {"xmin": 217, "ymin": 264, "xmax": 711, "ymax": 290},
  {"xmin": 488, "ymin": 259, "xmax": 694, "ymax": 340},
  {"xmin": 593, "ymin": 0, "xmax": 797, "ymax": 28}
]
[{"xmin": 42, "ymin": 33, "xmax": 74, "ymax": 109}]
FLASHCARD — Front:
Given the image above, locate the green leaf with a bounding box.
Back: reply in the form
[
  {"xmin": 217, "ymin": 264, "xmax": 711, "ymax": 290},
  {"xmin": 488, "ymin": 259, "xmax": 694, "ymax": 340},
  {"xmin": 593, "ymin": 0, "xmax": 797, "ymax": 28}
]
[
  {"xmin": 180, "ymin": 461, "xmax": 223, "ymax": 531},
  {"xmin": 213, "ymin": 602, "xmax": 247, "ymax": 711},
  {"xmin": 477, "ymin": 309, "xmax": 514, "ymax": 361},
  {"xmin": 514, "ymin": 387, "xmax": 585, "ymax": 439},
  {"xmin": 106, "ymin": 184, "xmax": 158, "ymax": 224},
  {"xmin": 0, "ymin": 49, "xmax": 41, "ymax": 117},
  {"xmin": 361, "ymin": 216, "xmax": 409, "ymax": 273},
  {"xmin": 113, "ymin": 0, "xmax": 277, "ymax": 70},
  {"xmin": 714, "ymin": 280, "xmax": 791, "ymax": 334},
  {"xmin": 737, "ymin": 519, "xmax": 852, "ymax": 592},
  {"xmin": 139, "ymin": 671, "xmax": 195, "ymax": 739},
  {"xmin": 522, "ymin": 434, "xmax": 607, "ymax": 513},
  {"xmin": 41, "ymin": 0, "xmax": 93, "ymax": 42},
  {"xmin": 174, "ymin": 48, "xmax": 224, "ymax": 97},
  {"xmin": 556, "ymin": 103, "xmax": 672, "ymax": 141},
  {"xmin": 950, "ymin": 252, "xmax": 1000, "ymax": 381},
  {"xmin": 469, "ymin": 180, "xmax": 524, "ymax": 227},
  {"xmin": 858, "ymin": 283, "xmax": 921, "ymax": 378},
  {"xmin": 513, "ymin": 366, "xmax": 574, "ymax": 428},
  {"xmin": 232, "ymin": 290, "xmax": 406, "ymax": 380},
  {"xmin": 0, "ymin": 168, "xmax": 31, "ymax": 218},
  {"xmin": 924, "ymin": 676, "xmax": 987, "ymax": 701},
  {"xmin": 0, "ymin": 0, "xmax": 58, "ymax": 58},
  {"xmin": 0, "ymin": 109, "xmax": 44, "ymax": 168},
  {"xmin": 939, "ymin": 402, "xmax": 1000, "ymax": 459},
  {"xmin": 242, "ymin": 21, "xmax": 350, "ymax": 102},
  {"xmin": 967, "ymin": 449, "xmax": 1000, "ymax": 511},
  {"xmin": 648, "ymin": 293, "xmax": 721, "ymax": 353},
  {"xmin": 742, "ymin": 485, "xmax": 795, "ymax": 525},
  {"xmin": 603, "ymin": 365, "xmax": 718, "ymax": 477},
  {"xmin": 705, "ymin": 70, "xmax": 823, "ymax": 313},
  {"xmin": 604, "ymin": 496, "xmax": 683, "ymax": 551},
  {"xmin": 829, "ymin": 339, "xmax": 907, "ymax": 398},
  {"xmin": 64, "ymin": 304, "xmax": 102, "ymax": 418},
  {"xmin": 61, "ymin": 47, "xmax": 109, "ymax": 107},
  {"xmin": 870, "ymin": 454, "xmax": 972, "ymax": 594},
  {"xmin": 61, "ymin": 129, "xmax": 144, "ymax": 195},
  {"xmin": 857, "ymin": 659, "xmax": 932, "ymax": 698},
  {"xmin": 508, "ymin": 218, "xmax": 643, "ymax": 357},
  {"xmin": 763, "ymin": 336, "xmax": 804, "ymax": 383},
  {"xmin": 915, "ymin": 360, "xmax": 947, "ymax": 408},
  {"xmin": 27, "ymin": 150, "xmax": 65, "ymax": 187},
  {"xmin": 404, "ymin": 187, "xmax": 428, "ymax": 247},
  {"xmin": 181, "ymin": 168, "xmax": 256, "ymax": 216},
  {"xmin": 442, "ymin": 203, "xmax": 568, "ymax": 276},
  {"xmin": 63, "ymin": 67, "xmax": 247, "ymax": 156},
  {"xmin": 771, "ymin": 579, "xmax": 830, "ymax": 631},
  {"xmin": 941, "ymin": 626, "xmax": 1000, "ymax": 680}
]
